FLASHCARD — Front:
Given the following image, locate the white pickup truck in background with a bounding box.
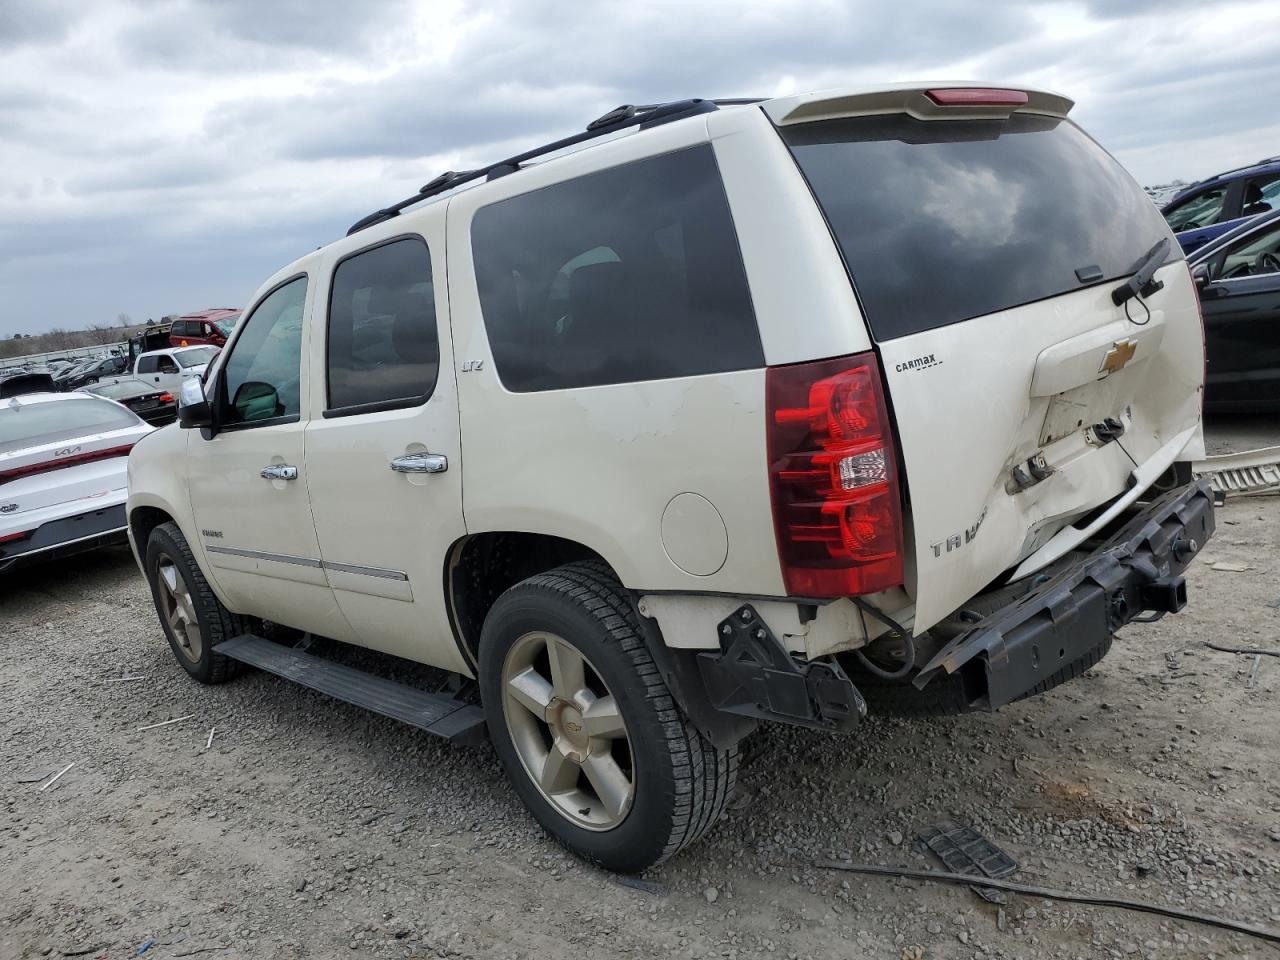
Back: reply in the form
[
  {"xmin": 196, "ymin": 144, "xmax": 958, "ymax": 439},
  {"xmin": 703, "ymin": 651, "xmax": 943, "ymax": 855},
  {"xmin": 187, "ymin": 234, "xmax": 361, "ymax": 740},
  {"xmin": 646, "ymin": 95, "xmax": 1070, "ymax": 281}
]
[{"xmin": 99, "ymin": 345, "xmax": 220, "ymax": 396}]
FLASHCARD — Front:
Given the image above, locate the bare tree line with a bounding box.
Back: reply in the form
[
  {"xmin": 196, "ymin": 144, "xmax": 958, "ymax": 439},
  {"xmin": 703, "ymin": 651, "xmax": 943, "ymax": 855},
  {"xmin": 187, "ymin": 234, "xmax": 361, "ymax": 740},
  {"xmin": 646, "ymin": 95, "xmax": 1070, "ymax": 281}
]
[{"xmin": 0, "ymin": 314, "xmax": 153, "ymax": 362}]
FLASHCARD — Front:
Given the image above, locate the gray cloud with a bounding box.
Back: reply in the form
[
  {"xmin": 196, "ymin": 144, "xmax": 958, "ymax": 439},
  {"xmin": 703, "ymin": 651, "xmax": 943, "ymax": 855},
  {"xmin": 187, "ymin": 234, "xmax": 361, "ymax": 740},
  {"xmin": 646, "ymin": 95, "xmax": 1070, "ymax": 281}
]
[
  {"xmin": 117, "ymin": 0, "xmax": 414, "ymax": 67},
  {"xmin": 1, "ymin": 0, "xmax": 1277, "ymax": 335},
  {"xmin": 0, "ymin": 0, "xmax": 78, "ymax": 49}
]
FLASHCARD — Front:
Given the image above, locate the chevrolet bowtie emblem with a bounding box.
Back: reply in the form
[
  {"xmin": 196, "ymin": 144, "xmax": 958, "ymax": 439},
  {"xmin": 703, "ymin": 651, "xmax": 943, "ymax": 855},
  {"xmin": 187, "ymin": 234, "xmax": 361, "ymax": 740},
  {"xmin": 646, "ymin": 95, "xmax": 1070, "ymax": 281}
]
[{"xmin": 1100, "ymin": 339, "xmax": 1137, "ymax": 375}]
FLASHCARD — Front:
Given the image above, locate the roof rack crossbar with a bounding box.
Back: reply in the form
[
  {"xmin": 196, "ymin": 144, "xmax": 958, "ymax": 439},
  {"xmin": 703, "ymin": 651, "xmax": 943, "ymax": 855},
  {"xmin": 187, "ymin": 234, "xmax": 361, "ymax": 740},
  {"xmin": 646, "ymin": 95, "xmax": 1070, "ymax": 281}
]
[{"xmin": 346, "ymin": 98, "xmax": 719, "ymax": 235}]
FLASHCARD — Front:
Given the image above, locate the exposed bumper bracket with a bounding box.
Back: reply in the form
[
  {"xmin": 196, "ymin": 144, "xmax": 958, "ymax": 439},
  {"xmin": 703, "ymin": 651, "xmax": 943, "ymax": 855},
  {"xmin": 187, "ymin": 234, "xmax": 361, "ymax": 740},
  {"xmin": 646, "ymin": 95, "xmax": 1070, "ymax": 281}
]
[
  {"xmin": 698, "ymin": 605, "xmax": 866, "ymax": 733},
  {"xmin": 913, "ymin": 476, "xmax": 1215, "ymax": 710}
]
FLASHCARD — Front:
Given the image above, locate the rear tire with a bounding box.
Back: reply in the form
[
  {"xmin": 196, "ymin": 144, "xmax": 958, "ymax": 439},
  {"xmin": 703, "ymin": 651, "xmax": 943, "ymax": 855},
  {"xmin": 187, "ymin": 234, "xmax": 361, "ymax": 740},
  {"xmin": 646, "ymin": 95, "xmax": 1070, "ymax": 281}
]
[
  {"xmin": 144, "ymin": 522, "xmax": 247, "ymax": 684},
  {"xmin": 479, "ymin": 562, "xmax": 737, "ymax": 872}
]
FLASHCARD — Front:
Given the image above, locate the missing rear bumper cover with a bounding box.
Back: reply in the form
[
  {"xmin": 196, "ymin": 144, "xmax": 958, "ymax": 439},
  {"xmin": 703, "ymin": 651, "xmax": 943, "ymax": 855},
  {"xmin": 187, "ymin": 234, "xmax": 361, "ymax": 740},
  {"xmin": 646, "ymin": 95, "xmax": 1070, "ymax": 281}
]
[{"xmin": 914, "ymin": 476, "xmax": 1214, "ymax": 710}]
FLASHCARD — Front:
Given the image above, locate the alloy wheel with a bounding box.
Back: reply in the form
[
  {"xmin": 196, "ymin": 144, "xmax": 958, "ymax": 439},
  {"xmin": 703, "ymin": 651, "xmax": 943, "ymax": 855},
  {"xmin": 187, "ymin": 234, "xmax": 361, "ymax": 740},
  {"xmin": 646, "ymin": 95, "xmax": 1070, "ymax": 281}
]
[
  {"xmin": 157, "ymin": 557, "xmax": 203, "ymax": 663},
  {"xmin": 500, "ymin": 631, "xmax": 635, "ymax": 831}
]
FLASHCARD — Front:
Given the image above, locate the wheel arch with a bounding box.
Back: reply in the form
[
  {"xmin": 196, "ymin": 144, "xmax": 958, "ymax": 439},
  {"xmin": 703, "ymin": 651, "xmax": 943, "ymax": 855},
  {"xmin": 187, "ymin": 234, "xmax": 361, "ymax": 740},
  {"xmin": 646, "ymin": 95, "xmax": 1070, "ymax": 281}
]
[
  {"xmin": 444, "ymin": 530, "xmax": 610, "ymax": 669},
  {"xmin": 128, "ymin": 502, "xmax": 176, "ymax": 557}
]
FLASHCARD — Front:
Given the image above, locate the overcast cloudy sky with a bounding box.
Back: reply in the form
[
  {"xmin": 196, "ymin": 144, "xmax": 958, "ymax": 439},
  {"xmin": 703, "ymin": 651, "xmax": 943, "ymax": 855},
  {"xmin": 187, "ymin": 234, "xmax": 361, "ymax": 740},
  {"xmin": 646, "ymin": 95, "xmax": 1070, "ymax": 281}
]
[{"xmin": 2, "ymin": 0, "xmax": 1278, "ymax": 336}]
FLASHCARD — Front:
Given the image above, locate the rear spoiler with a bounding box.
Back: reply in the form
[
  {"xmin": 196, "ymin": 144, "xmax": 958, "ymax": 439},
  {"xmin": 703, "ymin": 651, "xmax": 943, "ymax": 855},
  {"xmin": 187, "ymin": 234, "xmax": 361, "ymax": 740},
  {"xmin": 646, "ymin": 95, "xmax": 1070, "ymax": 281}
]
[{"xmin": 763, "ymin": 83, "xmax": 1074, "ymax": 126}]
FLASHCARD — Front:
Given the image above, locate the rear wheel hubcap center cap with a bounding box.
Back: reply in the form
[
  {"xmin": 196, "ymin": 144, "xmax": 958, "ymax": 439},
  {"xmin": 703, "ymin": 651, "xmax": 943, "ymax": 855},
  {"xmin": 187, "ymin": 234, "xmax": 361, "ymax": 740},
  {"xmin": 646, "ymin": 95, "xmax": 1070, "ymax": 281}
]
[{"xmin": 555, "ymin": 703, "xmax": 589, "ymax": 753}]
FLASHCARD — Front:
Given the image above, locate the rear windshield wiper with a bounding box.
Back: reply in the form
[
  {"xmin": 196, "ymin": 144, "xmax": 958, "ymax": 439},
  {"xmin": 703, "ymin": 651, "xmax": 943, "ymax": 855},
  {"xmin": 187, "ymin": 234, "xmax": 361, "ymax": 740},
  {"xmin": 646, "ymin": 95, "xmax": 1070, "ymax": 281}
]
[{"xmin": 1111, "ymin": 237, "xmax": 1170, "ymax": 306}]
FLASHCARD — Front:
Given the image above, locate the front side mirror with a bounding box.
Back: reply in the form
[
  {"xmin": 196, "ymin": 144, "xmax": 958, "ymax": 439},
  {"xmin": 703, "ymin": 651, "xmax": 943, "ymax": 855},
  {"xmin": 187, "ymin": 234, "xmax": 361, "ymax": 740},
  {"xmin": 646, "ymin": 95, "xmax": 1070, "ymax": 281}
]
[
  {"xmin": 177, "ymin": 376, "xmax": 212, "ymax": 429},
  {"xmin": 232, "ymin": 380, "xmax": 282, "ymax": 423},
  {"xmin": 1191, "ymin": 262, "xmax": 1212, "ymax": 288}
]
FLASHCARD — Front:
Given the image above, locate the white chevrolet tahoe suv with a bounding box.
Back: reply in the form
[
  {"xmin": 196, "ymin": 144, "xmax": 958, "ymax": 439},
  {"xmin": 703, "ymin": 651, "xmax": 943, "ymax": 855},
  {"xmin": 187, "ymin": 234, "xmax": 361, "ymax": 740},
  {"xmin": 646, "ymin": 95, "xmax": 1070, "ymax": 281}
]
[{"xmin": 127, "ymin": 86, "xmax": 1215, "ymax": 872}]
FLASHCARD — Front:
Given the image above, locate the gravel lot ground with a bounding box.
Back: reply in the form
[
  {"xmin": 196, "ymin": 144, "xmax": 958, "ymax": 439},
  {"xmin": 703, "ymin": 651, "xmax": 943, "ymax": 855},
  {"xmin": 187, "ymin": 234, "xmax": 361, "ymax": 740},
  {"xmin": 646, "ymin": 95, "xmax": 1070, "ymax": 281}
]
[
  {"xmin": 1203, "ymin": 413, "xmax": 1280, "ymax": 457},
  {"xmin": 3, "ymin": 497, "xmax": 1279, "ymax": 959}
]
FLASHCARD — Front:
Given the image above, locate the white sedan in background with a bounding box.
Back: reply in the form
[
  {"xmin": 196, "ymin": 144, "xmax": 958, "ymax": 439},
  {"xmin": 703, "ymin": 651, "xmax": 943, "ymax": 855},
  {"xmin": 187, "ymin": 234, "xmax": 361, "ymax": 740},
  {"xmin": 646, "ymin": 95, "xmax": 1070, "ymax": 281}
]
[{"xmin": 0, "ymin": 392, "xmax": 153, "ymax": 572}]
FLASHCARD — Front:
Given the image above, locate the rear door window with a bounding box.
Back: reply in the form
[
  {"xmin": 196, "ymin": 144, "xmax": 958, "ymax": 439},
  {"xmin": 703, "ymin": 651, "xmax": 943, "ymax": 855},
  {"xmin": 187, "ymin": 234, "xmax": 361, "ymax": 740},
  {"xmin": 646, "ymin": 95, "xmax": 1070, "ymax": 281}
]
[
  {"xmin": 326, "ymin": 237, "xmax": 439, "ymax": 412},
  {"xmin": 471, "ymin": 145, "xmax": 762, "ymax": 392},
  {"xmin": 782, "ymin": 113, "xmax": 1177, "ymax": 340},
  {"xmin": 137, "ymin": 355, "xmax": 159, "ymax": 374}
]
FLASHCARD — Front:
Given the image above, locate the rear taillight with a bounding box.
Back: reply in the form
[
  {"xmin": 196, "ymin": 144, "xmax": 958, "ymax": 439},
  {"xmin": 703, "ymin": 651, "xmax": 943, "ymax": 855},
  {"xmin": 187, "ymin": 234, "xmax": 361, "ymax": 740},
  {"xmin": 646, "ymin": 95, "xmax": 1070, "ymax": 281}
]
[
  {"xmin": 158, "ymin": 393, "xmax": 174, "ymax": 403},
  {"xmin": 0, "ymin": 530, "xmax": 31, "ymax": 544},
  {"xmin": 926, "ymin": 87, "xmax": 1029, "ymax": 108},
  {"xmin": 766, "ymin": 352, "xmax": 905, "ymax": 597},
  {"xmin": 0, "ymin": 443, "xmax": 135, "ymax": 486}
]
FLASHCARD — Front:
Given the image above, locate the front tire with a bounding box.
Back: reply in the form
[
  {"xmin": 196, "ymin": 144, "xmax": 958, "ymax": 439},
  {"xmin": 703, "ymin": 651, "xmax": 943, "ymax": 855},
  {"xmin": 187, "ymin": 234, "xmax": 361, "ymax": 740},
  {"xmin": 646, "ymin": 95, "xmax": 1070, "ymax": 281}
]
[
  {"xmin": 144, "ymin": 522, "xmax": 247, "ymax": 684},
  {"xmin": 479, "ymin": 562, "xmax": 737, "ymax": 872}
]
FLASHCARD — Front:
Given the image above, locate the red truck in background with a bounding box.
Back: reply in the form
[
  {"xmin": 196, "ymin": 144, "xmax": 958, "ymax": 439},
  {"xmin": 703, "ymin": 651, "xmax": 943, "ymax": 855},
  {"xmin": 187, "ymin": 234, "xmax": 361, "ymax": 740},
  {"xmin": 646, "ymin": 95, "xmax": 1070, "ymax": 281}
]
[{"xmin": 168, "ymin": 308, "xmax": 240, "ymax": 348}]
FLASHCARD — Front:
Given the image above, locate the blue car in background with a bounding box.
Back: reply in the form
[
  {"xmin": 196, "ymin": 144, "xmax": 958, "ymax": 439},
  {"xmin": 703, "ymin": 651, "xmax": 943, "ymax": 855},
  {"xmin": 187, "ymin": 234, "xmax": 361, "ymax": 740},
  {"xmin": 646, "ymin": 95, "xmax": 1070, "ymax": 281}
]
[{"xmin": 1162, "ymin": 155, "xmax": 1280, "ymax": 254}]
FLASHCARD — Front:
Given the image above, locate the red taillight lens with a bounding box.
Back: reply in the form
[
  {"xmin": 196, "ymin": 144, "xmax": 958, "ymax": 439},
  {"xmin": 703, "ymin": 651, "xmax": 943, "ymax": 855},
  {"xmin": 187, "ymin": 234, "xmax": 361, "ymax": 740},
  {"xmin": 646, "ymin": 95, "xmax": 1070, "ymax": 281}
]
[
  {"xmin": 0, "ymin": 443, "xmax": 135, "ymax": 487},
  {"xmin": 0, "ymin": 530, "xmax": 31, "ymax": 544},
  {"xmin": 158, "ymin": 393, "xmax": 174, "ymax": 403},
  {"xmin": 926, "ymin": 87, "xmax": 1029, "ymax": 108},
  {"xmin": 767, "ymin": 353, "xmax": 904, "ymax": 597}
]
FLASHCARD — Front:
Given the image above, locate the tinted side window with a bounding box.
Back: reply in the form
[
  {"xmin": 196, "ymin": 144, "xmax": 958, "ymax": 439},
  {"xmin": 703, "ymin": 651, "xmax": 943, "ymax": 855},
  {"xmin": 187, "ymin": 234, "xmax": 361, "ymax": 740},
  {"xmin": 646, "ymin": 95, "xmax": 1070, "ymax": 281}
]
[
  {"xmin": 471, "ymin": 145, "xmax": 762, "ymax": 392},
  {"xmin": 137, "ymin": 355, "xmax": 159, "ymax": 374},
  {"xmin": 222, "ymin": 276, "xmax": 307, "ymax": 425},
  {"xmin": 157, "ymin": 356, "xmax": 179, "ymax": 374},
  {"xmin": 327, "ymin": 237, "xmax": 439, "ymax": 411}
]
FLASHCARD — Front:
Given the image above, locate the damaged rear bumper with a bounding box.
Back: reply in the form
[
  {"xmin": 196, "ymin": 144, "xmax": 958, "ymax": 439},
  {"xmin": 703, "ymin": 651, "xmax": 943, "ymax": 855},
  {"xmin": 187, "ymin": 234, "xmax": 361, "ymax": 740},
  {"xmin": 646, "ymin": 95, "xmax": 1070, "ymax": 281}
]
[{"xmin": 913, "ymin": 476, "xmax": 1215, "ymax": 710}]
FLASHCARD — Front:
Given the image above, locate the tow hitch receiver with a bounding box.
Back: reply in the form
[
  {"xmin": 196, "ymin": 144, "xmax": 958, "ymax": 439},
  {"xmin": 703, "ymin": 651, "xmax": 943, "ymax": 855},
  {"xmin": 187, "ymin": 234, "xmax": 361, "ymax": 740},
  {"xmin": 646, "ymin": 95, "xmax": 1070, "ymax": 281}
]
[
  {"xmin": 698, "ymin": 605, "xmax": 866, "ymax": 733},
  {"xmin": 914, "ymin": 477, "xmax": 1214, "ymax": 711}
]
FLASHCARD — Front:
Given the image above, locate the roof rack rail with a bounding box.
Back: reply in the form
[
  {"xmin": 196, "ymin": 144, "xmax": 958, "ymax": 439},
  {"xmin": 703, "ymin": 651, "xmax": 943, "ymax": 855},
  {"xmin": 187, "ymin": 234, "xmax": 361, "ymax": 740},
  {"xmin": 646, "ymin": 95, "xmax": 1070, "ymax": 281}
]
[
  {"xmin": 347, "ymin": 98, "xmax": 719, "ymax": 236},
  {"xmin": 1201, "ymin": 154, "xmax": 1280, "ymax": 185}
]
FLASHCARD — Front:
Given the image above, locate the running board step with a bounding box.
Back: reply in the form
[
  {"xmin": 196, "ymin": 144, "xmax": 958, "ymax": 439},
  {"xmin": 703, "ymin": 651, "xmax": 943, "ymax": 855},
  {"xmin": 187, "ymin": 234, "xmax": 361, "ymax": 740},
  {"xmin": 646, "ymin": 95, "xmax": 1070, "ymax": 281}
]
[{"xmin": 214, "ymin": 634, "xmax": 487, "ymax": 746}]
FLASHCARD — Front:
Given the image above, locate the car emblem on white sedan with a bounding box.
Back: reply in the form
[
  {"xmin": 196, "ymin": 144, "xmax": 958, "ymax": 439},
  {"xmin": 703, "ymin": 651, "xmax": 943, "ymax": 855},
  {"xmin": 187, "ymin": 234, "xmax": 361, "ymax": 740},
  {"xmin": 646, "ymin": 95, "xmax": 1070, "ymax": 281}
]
[{"xmin": 0, "ymin": 503, "xmax": 17, "ymax": 513}]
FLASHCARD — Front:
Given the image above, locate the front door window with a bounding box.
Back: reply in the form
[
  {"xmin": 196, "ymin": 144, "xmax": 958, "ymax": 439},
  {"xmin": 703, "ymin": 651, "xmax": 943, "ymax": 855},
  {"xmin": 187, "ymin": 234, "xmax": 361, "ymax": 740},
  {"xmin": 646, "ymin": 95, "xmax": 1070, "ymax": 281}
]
[{"xmin": 220, "ymin": 277, "xmax": 307, "ymax": 426}]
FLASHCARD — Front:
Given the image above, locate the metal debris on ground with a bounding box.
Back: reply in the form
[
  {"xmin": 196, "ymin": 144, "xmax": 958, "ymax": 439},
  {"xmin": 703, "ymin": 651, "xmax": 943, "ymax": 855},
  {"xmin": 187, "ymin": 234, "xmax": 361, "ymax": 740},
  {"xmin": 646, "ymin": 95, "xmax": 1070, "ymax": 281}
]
[
  {"xmin": 205, "ymin": 727, "xmax": 216, "ymax": 750},
  {"xmin": 99, "ymin": 675, "xmax": 146, "ymax": 683},
  {"xmin": 15, "ymin": 769, "xmax": 55, "ymax": 784},
  {"xmin": 612, "ymin": 874, "xmax": 668, "ymax": 896},
  {"xmin": 1247, "ymin": 654, "xmax": 1263, "ymax": 689},
  {"xmin": 1210, "ymin": 561, "xmax": 1250, "ymax": 572},
  {"xmin": 39, "ymin": 761, "xmax": 75, "ymax": 792},
  {"xmin": 918, "ymin": 821, "xmax": 1017, "ymax": 903},
  {"xmin": 1194, "ymin": 446, "xmax": 1280, "ymax": 497},
  {"xmin": 814, "ymin": 860, "xmax": 1280, "ymax": 946},
  {"xmin": 136, "ymin": 714, "xmax": 194, "ymax": 732},
  {"xmin": 1203, "ymin": 641, "xmax": 1280, "ymax": 658}
]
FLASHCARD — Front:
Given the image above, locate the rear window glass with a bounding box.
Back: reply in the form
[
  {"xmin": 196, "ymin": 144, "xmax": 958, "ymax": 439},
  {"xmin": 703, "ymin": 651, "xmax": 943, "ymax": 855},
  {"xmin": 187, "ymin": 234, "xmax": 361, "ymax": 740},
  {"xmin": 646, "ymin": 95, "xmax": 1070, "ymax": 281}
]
[
  {"xmin": 0, "ymin": 398, "xmax": 140, "ymax": 453},
  {"xmin": 88, "ymin": 379, "xmax": 152, "ymax": 399},
  {"xmin": 175, "ymin": 346, "xmax": 218, "ymax": 368},
  {"xmin": 782, "ymin": 113, "xmax": 1177, "ymax": 340},
  {"xmin": 471, "ymin": 144, "xmax": 762, "ymax": 392}
]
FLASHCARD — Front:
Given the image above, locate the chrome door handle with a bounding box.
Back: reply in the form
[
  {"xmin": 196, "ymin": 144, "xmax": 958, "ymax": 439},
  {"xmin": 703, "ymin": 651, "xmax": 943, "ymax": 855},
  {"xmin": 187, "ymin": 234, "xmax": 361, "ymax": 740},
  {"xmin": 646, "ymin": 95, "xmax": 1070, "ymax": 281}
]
[
  {"xmin": 260, "ymin": 464, "xmax": 298, "ymax": 481},
  {"xmin": 390, "ymin": 453, "xmax": 448, "ymax": 474}
]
